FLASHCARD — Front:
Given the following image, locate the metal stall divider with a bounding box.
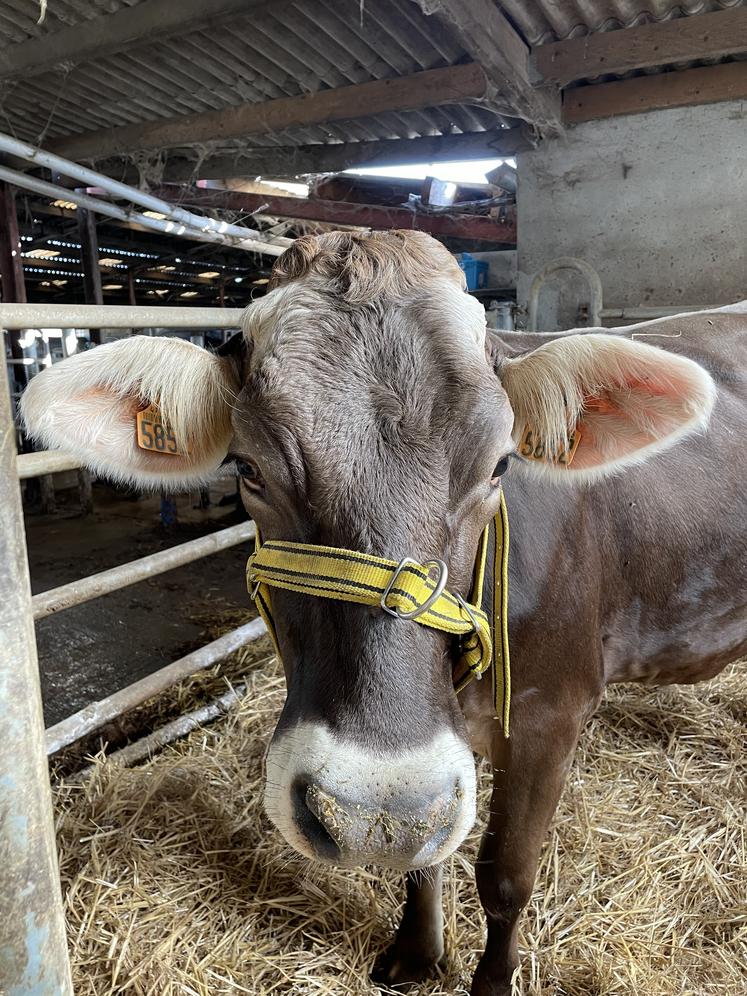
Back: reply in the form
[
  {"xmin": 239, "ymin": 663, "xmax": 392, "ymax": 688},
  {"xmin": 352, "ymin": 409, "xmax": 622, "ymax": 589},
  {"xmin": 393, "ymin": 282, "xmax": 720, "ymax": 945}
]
[{"xmin": 1, "ymin": 303, "xmax": 268, "ymax": 992}]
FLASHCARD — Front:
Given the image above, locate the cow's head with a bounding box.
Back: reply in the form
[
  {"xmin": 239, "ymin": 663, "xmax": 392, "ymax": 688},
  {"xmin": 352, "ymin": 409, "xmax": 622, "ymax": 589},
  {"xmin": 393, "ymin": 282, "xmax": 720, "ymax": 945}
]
[{"xmin": 22, "ymin": 231, "xmax": 715, "ymax": 869}]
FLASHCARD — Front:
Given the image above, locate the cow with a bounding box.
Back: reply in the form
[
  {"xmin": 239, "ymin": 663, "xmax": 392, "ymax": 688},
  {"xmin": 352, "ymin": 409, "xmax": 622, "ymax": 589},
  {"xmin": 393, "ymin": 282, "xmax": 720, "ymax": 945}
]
[{"xmin": 22, "ymin": 231, "xmax": 746, "ymax": 995}]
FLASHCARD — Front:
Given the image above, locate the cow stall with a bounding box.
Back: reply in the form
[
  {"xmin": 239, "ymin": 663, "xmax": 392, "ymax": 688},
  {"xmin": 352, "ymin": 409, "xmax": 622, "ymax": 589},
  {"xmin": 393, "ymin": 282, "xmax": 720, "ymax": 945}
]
[
  {"xmin": 3, "ymin": 308, "xmax": 745, "ymax": 996},
  {"xmin": 1, "ymin": 0, "xmax": 746, "ymax": 992}
]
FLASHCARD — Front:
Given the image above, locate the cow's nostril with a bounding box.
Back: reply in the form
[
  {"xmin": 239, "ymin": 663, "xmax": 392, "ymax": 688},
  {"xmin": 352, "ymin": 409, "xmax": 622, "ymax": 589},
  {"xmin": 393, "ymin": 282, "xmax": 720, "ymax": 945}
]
[{"xmin": 290, "ymin": 778, "xmax": 341, "ymax": 862}]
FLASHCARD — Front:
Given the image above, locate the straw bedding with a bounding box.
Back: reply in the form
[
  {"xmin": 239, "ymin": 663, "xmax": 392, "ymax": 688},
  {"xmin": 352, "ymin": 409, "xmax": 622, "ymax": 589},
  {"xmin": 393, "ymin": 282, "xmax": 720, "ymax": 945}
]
[{"xmin": 55, "ymin": 642, "xmax": 745, "ymax": 996}]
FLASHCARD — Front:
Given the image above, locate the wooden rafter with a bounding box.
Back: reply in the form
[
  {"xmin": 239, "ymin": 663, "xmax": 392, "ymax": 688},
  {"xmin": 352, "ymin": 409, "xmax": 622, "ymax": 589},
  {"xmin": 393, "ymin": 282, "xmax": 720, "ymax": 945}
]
[
  {"xmin": 533, "ymin": 7, "xmax": 747, "ymax": 87},
  {"xmin": 412, "ymin": 0, "xmax": 561, "ymax": 133},
  {"xmin": 0, "ymin": 0, "xmax": 259, "ymax": 81},
  {"xmin": 153, "ymin": 187, "xmax": 517, "ymax": 244},
  {"xmin": 563, "ymin": 62, "xmax": 747, "ymax": 123},
  {"xmin": 114, "ymin": 127, "xmax": 534, "ymax": 184},
  {"xmin": 50, "ymin": 64, "xmax": 492, "ymax": 162}
]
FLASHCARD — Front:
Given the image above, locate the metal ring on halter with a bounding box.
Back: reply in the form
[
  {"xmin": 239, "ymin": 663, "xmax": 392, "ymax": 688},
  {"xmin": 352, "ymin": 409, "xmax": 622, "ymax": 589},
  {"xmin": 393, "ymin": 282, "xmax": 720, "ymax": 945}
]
[
  {"xmin": 380, "ymin": 557, "xmax": 449, "ymax": 620},
  {"xmin": 455, "ymin": 593, "xmax": 484, "ymax": 679},
  {"xmin": 249, "ymin": 576, "xmax": 261, "ymax": 601}
]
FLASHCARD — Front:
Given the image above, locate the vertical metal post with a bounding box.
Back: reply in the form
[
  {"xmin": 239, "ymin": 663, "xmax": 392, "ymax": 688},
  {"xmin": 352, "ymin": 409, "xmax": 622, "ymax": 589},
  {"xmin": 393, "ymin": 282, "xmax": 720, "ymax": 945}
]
[
  {"xmin": 77, "ymin": 467, "xmax": 93, "ymax": 515},
  {"xmin": 0, "ymin": 367, "xmax": 73, "ymax": 993},
  {"xmin": 76, "ymin": 206, "xmax": 103, "ymax": 345},
  {"xmin": 0, "ymin": 181, "xmax": 29, "ymax": 389}
]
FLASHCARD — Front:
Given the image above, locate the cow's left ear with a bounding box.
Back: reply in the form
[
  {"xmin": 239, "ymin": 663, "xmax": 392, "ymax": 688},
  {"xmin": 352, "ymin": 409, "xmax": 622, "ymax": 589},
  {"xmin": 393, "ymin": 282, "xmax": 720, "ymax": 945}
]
[
  {"xmin": 21, "ymin": 335, "xmax": 240, "ymax": 490},
  {"xmin": 498, "ymin": 333, "xmax": 716, "ymax": 478}
]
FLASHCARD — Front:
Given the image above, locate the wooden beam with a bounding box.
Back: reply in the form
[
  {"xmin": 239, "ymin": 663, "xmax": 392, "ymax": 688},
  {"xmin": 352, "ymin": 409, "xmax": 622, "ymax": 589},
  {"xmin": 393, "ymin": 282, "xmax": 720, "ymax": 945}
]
[
  {"xmin": 412, "ymin": 0, "xmax": 561, "ymax": 133},
  {"xmin": 564, "ymin": 61, "xmax": 747, "ymax": 123},
  {"xmin": 0, "ymin": 0, "xmax": 256, "ymax": 81},
  {"xmin": 153, "ymin": 187, "xmax": 516, "ymax": 244},
  {"xmin": 50, "ymin": 64, "xmax": 492, "ymax": 162},
  {"xmin": 533, "ymin": 8, "xmax": 747, "ymax": 86},
  {"xmin": 144, "ymin": 127, "xmax": 534, "ymax": 183}
]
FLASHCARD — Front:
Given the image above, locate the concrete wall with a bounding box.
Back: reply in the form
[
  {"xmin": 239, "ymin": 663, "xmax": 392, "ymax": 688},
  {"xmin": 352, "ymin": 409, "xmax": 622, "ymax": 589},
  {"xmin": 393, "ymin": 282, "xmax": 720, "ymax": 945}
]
[{"xmin": 517, "ymin": 100, "xmax": 747, "ymax": 330}]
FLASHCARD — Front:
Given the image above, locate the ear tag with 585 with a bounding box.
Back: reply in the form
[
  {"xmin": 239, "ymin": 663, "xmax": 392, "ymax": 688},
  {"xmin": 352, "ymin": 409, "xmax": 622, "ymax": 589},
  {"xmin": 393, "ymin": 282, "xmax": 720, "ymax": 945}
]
[{"xmin": 135, "ymin": 401, "xmax": 183, "ymax": 455}]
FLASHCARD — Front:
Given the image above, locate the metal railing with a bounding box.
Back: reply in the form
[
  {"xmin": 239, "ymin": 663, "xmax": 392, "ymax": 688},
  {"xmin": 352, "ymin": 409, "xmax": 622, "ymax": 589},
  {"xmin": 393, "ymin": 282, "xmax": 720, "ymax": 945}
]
[{"xmin": 1, "ymin": 303, "xmax": 268, "ymax": 993}]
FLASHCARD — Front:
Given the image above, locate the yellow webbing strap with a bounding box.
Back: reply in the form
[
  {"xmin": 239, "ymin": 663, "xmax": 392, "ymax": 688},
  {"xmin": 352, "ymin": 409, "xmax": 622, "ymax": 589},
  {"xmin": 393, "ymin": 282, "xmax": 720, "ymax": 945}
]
[{"xmin": 247, "ymin": 490, "xmax": 510, "ymax": 735}]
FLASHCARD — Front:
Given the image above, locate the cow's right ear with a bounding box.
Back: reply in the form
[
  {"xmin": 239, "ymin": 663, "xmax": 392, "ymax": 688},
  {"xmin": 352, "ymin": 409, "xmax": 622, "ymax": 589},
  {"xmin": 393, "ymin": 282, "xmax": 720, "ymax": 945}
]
[{"xmin": 20, "ymin": 335, "xmax": 240, "ymax": 490}]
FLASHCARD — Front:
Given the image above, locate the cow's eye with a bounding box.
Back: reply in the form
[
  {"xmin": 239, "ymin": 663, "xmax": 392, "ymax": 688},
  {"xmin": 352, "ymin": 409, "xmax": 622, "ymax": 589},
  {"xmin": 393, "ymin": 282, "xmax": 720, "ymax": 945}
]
[
  {"xmin": 236, "ymin": 460, "xmax": 263, "ymax": 490},
  {"xmin": 491, "ymin": 455, "xmax": 510, "ymax": 483}
]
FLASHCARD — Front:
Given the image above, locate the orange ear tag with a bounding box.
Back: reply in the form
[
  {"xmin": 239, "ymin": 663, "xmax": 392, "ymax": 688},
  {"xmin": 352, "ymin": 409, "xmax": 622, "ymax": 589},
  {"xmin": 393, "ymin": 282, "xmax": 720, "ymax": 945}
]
[
  {"xmin": 518, "ymin": 424, "xmax": 582, "ymax": 467},
  {"xmin": 135, "ymin": 401, "xmax": 183, "ymax": 456}
]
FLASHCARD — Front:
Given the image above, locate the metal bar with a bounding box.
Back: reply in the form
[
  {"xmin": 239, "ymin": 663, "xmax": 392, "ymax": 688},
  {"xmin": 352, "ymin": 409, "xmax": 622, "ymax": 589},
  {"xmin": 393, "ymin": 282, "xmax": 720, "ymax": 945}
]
[
  {"xmin": 0, "ymin": 164, "xmax": 285, "ymax": 257},
  {"xmin": 46, "ymin": 617, "xmax": 267, "ymax": 754},
  {"xmin": 69, "ymin": 680, "xmax": 252, "ymax": 782},
  {"xmin": 1, "ymin": 182, "xmax": 30, "ymax": 391},
  {"xmin": 33, "ymin": 520, "xmax": 256, "ymax": 620},
  {"xmin": 16, "ymin": 450, "xmax": 82, "ymax": 478},
  {"xmin": 0, "ymin": 301, "xmax": 245, "ymax": 329},
  {"xmin": 77, "ymin": 206, "xmax": 104, "ymax": 345},
  {"xmin": 0, "ymin": 130, "xmax": 291, "ymax": 252},
  {"xmin": 600, "ymin": 305, "xmax": 720, "ymax": 322},
  {"xmin": 0, "ymin": 342, "xmax": 73, "ymax": 992}
]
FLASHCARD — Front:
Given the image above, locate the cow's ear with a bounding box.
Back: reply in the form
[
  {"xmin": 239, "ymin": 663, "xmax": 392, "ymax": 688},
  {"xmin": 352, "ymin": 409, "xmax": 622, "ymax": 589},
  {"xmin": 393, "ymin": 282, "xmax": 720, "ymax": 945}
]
[
  {"xmin": 499, "ymin": 333, "xmax": 716, "ymax": 479},
  {"xmin": 20, "ymin": 336, "xmax": 239, "ymax": 490}
]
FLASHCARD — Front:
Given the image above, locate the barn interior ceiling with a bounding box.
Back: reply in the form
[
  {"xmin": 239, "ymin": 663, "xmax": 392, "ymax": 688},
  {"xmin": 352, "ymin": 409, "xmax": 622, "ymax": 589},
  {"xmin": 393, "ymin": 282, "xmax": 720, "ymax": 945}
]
[
  {"xmin": 0, "ymin": 0, "xmax": 745, "ymax": 306},
  {"xmin": 1, "ymin": 0, "xmax": 744, "ymax": 177}
]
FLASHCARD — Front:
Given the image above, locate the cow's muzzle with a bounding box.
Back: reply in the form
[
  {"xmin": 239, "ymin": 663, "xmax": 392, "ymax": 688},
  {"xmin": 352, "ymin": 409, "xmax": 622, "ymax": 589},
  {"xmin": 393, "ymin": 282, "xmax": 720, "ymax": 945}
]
[{"xmin": 264, "ymin": 723, "xmax": 477, "ymax": 869}]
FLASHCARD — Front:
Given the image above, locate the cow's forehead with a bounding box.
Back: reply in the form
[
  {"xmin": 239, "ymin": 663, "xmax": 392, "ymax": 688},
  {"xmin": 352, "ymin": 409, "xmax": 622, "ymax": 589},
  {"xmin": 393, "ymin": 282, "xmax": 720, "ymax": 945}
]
[
  {"xmin": 235, "ymin": 278, "xmax": 509, "ymax": 529},
  {"xmin": 242, "ymin": 277, "xmax": 489, "ymax": 367}
]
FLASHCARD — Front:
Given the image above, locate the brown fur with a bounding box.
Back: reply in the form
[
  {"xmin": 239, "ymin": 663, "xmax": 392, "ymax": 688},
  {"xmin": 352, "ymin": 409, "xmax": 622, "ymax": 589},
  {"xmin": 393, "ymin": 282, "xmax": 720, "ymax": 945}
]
[{"xmin": 21, "ymin": 231, "xmax": 747, "ymax": 996}]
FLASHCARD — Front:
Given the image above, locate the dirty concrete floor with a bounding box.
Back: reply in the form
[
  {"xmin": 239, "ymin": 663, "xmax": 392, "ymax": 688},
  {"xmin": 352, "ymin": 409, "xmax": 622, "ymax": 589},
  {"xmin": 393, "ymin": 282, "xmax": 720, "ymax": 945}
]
[{"xmin": 26, "ymin": 482, "xmax": 253, "ymax": 728}]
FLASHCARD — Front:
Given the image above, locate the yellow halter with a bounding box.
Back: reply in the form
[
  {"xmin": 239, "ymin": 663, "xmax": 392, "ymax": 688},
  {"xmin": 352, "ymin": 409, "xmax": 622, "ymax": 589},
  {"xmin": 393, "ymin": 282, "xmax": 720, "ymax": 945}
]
[{"xmin": 246, "ymin": 490, "xmax": 511, "ymax": 736}]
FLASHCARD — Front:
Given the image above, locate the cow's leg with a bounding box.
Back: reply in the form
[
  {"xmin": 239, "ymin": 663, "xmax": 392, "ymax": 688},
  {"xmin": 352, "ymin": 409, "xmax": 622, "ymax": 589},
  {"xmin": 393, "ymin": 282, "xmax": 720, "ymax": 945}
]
[
  {"xmin": 471, "ymin": 695, "xmax": 597, "ymax": 996},
  {"xmin": 371, "ymin": 866, "xmax": 445, "ymax": 987}
]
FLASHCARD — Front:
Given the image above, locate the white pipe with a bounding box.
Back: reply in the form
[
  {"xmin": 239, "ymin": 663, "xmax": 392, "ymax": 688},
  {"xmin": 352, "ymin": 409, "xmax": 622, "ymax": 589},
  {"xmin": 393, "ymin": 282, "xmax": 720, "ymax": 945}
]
[
  {"xmin": 33, "ymin": 520, "xmax": 255, "ymax": 620},
  {"xmin": 600, "ymin": 305, "xmax": 719, "ymax": 321},
  {"xmin": 0, "ymin": 129, "xmax": 290, "ymax": 252},
  {"xmin": 67, "ymin": 679, "xmax": 252, "ymax": 781},
  {"xmin": 16, "ymin": 450, "xmax": 82, "ymax": 479},
  {"xmin": 0, "ymin": 302, "xmax": 245, "ymax": 329},
  {"xmin": 45, "ymin": 617, "xmax": 267, "ymax": 754},
  {"xmin": 0, "ymin": 164, "xmax": 284, "ymax": 256}
]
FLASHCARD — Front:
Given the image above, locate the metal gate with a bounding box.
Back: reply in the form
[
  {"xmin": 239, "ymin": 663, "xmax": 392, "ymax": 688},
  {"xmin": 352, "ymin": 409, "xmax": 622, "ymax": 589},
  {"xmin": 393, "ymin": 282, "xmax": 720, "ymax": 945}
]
[{"xmin": 1, "ymin": 303, "xmax": 268, "ymax": 993}]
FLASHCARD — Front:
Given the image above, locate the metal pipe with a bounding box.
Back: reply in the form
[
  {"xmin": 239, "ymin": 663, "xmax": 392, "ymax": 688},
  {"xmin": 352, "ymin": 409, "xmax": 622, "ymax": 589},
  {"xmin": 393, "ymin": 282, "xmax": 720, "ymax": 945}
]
[
  {"xmin": 68, "ymin": 680, "xmax": 254, "ymax": 782},
  {"xmin": 0, "ymin": 129, "xmax": 287, "ymax": 250},
  {"xmin": 33, "ymin": 520, "xmax": 256, "ymax": 620},
  {"xmin": 45, "ymin": 617, "xmax": 267, "ymax": 754},
  {"xmin": 600, "ymin": 305, "xmax": 719, "ymax": 322},
  {"xmin": 528, "ymin": 256, "xmax": 604, "ymax": 331},
  {"xmin": 0, "ymin": 359, "xmax": 73, "ymax": 991},
  {"xmin": 0, "ymin": 301, "xmax": 245, "ymax": 329},
  {"xmin": 0, "ymin": 164, "xmax": 285, "ymax": 256},
  {"xmin": 17, "ymin": 449, "xmax": 82, "ymax": 479}
]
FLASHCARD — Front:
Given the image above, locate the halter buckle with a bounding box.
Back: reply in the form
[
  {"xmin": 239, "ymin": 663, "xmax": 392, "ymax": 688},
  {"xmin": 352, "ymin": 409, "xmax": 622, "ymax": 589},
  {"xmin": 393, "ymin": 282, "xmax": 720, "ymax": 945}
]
[
  {"xmin": 380, "ymin": 557, "xmax": 448, "ymax": 620},
  {"xmin": 248, "ymin": 575, "xmax": 261, "ymax": 601},
  {"xmin": 455, "ymin": 593, "xmax": 483, "ymax": 679}
]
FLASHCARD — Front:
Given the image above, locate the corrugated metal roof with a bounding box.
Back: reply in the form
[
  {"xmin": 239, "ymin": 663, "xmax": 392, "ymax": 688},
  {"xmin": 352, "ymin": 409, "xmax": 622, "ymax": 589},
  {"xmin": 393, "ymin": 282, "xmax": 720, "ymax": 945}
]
[
  {"xmin": 499, "ymin": 0, "xmax": 744, "ymax": 46},
  {"xmin": 0, "ymin": 0, "xmax": 510, "ymax": 154},
  {"xmin": 0, "ymin": 0, "xmax": 741, "ymax": 161}
]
